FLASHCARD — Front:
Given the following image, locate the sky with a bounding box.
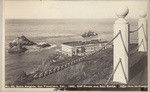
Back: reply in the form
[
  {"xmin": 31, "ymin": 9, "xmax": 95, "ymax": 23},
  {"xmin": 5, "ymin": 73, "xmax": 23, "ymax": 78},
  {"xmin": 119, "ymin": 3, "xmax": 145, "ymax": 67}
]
[{"xmin": 4, "ymin": 0, "xmax": 148, "ymax": 19}]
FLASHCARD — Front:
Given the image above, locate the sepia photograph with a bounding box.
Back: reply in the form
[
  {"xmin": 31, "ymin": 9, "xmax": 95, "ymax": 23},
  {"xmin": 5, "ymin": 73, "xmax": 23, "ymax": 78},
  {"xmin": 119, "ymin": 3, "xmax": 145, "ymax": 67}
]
[{"xmin": 2, "ymin": 0, "xmax": 148, "ymax": 91}]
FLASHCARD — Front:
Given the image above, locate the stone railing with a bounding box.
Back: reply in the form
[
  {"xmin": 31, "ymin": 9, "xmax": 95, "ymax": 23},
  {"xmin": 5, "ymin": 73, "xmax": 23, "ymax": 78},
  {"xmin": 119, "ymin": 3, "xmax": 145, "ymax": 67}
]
[{"xmin": 113, "ymin": 6, "xmax": 147, "ymax": 84}]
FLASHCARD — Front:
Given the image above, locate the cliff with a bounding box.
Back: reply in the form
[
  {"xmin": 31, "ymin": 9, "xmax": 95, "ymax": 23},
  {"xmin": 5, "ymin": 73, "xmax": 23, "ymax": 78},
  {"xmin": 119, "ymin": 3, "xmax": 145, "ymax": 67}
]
[{"xmin": 27, "ymin": 48, "xmax": 113, "ymax": 85}]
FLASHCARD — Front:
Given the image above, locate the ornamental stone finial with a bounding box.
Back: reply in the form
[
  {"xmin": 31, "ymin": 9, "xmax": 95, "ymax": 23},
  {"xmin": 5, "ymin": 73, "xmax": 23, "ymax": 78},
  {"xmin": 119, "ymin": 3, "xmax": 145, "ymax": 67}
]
[
  {"xmin": 139, "ymin": 10, "xmax": 147, "ymax": 18},
  {"xmin": 115, "ymin": 6, "xmax": 129, "ymax": 18}
]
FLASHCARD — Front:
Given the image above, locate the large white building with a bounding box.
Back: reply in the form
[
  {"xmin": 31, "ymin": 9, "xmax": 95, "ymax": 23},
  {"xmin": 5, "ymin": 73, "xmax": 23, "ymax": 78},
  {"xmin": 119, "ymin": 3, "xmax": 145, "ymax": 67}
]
[{"xmin": 61, "ymin": 39, "xmax": 110, "ymax": 57}]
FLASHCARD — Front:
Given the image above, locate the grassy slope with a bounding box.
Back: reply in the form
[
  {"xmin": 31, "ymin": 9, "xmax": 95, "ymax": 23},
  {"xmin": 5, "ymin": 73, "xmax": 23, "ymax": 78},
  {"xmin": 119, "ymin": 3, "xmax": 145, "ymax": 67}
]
[
  {"xmin": 28, "ymin": 48, "xmax": 113, "ymax": 85},
  {"xmin": 28, "ymin": 44, "xmax": 147, "ymax": 85}
]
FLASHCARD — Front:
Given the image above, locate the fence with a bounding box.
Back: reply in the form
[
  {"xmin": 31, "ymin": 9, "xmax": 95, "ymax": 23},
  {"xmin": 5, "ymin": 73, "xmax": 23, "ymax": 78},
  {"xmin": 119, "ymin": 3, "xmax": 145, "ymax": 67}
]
[{"xmin": 29, "ymin": 6, "xmax": 147, "ymax": 84}]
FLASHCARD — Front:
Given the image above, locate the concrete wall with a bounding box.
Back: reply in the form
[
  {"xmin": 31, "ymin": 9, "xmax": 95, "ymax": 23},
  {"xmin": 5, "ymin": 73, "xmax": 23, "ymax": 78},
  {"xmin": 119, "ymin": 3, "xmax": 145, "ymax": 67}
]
[
  {"xmin": 61, "ymin": 44, "xmax": 73, "ymax": 56},
  {"xmin": 61, "ymin": 43, "xmax": 108, "ymax": 57},
  {"xmin": 84, "ymin": 44, "xmax": 100, "ymax": 52}
]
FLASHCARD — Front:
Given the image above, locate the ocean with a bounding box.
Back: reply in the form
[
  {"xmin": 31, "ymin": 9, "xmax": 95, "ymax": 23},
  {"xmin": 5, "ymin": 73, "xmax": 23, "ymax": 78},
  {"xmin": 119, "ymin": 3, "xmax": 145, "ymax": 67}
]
[{"xmin": 5, "ymin": 19, "xmax": 138, "ymax": 84}]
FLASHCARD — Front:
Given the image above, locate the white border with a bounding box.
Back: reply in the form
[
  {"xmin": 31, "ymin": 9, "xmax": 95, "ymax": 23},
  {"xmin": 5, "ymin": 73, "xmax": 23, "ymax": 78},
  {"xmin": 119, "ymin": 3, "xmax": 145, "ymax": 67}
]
[{"xmin": 0, "ymin": 0, "xmax": 149, "ymax": 92}]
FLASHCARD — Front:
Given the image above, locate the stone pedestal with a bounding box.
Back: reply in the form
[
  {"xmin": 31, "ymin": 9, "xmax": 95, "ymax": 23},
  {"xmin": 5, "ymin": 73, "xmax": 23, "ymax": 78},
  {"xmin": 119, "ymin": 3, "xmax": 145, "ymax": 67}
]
[
  {"xmin": 138, "ymin": 10, "xmax": 147, "ymax": 52},
  {"xmin": 113, "ymin": 6, "xmax": 129, "ymax": 84}
]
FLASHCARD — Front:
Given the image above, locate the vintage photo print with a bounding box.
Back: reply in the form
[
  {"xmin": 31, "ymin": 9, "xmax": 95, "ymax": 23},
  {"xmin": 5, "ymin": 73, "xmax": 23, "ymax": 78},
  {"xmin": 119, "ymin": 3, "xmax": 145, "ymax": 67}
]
[{"xmin": 2, "ymin": 0, "xmax": 148, "ymax": 91}]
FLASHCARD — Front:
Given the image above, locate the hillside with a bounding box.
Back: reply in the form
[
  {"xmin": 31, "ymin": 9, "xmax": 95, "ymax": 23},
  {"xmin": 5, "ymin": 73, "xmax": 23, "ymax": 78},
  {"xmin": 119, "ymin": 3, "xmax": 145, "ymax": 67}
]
[
  {"xmin": 26, "ymin": 43, "xmax": 147, "ymax": 85},
  {"xmin": 28, "ymin": 48, "xmax": 113, "ymax": 85}
]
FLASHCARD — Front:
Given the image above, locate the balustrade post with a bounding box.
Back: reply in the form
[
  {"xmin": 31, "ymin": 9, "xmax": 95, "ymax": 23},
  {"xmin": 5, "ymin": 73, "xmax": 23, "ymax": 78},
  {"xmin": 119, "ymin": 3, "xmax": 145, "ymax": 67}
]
[
  {"xmin": 138, "ymin": 10, "xmax": 147, "ymax": 52},
  {"xmin": 113, "ymin": 6, "xmax": 129, "ymax": 84}
]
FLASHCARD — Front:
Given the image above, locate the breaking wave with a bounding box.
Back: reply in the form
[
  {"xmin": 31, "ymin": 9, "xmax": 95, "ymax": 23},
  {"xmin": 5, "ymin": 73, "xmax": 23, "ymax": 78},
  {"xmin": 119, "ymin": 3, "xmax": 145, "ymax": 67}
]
[{"xmin": 25, "ymin": 44, "xmax": 57, "ymax": 53}]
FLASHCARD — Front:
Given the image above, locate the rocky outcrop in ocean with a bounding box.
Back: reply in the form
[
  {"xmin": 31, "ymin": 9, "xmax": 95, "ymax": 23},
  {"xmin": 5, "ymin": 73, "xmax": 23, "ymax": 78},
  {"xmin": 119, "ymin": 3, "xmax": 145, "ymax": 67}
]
[
  {"xmin": 9, "ymin": 35, "xmax": 36, "ymax": 48},
  {"xmin": 8, "ymin": 44, "xmax": 28, "ymax": 54},
  {"xmin": 81, "ymin": 30, "xmax": 98, "ymax": 38},
  {"xmin": 8, "ymin": 35, "xmax": 53, "ymax": 54},
  {"xmin": 37, "ymin": 42, "xmax": 51, "ymax": 48},
  {"xmin": 8, "ymin": 35, "xmax": 36, "ymax": 54}
]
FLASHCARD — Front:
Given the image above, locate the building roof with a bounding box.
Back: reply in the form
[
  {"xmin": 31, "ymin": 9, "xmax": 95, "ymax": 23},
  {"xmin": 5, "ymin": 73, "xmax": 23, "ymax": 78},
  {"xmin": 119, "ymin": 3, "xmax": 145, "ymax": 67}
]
[{"xmin": 62, "ymin": 39, "xmax": 108, "ymax": 47}]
